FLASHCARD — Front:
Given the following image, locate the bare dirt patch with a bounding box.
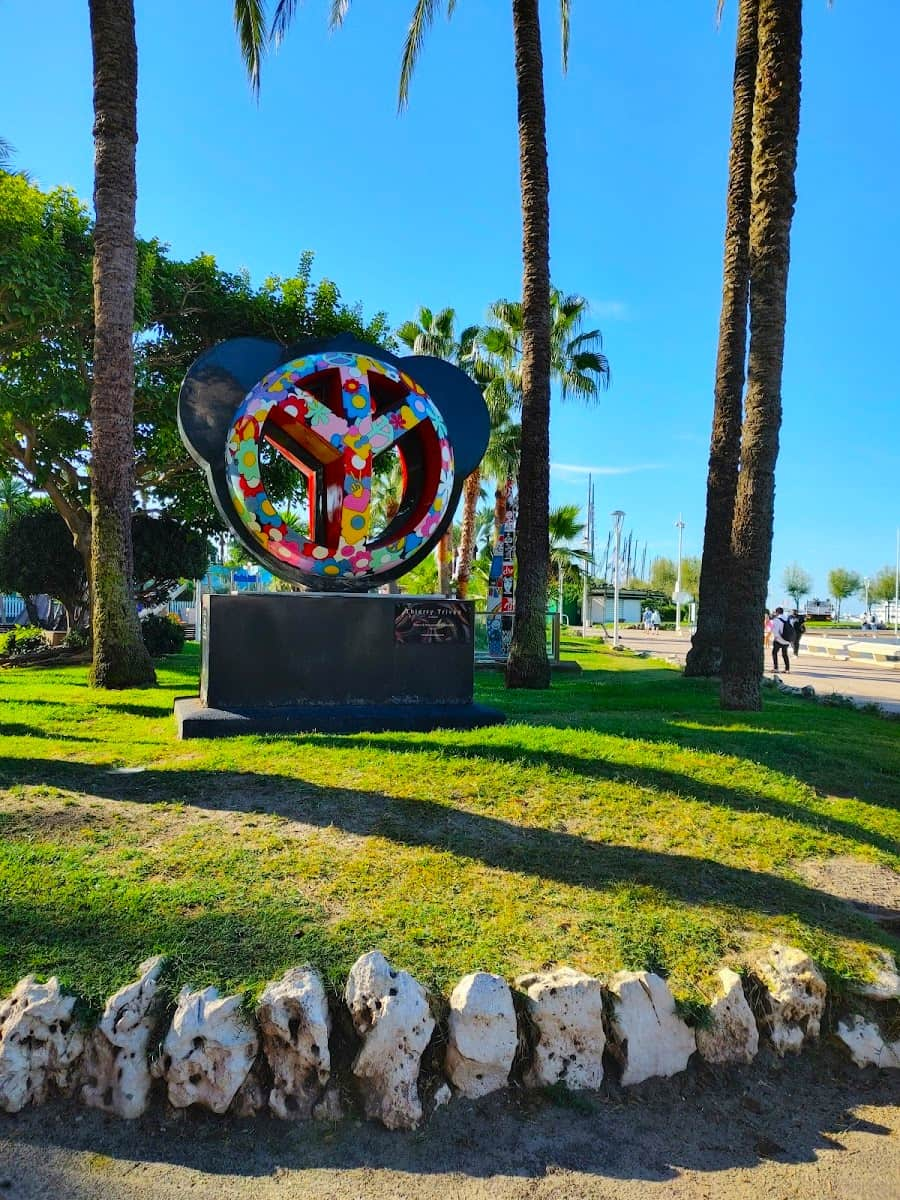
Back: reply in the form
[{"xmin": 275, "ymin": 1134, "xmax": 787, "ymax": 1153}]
[
  {"xmin": 0, "ymin": 1047, "xmax": 897, "ymax": 1200},
  {"xmin": 796, "ymin": 856, "xmax": 900, "ymax": 930}
]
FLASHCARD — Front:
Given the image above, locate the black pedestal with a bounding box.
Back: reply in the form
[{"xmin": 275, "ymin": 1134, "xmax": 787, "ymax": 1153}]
[{"xmin": 174, "ymin": 593, "xmax": 504, "ymax": 738}]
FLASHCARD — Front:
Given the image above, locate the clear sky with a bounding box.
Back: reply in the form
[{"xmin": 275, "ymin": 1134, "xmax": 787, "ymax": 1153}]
[{"xmin": 2, "ymin": 0, "xmax": 898, "ymax": 607}]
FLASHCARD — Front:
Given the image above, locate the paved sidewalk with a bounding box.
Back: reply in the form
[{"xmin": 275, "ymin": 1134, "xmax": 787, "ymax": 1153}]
[{"xmin": 587, "ymin": 628, "xmax": 900, "ymax": 714}]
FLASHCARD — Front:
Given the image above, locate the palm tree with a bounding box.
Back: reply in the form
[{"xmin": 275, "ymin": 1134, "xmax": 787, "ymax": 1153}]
[
  {"xmin": 87, "ymin": 0, "xmax": 155, "ymax": 687},
  {"xmin": 0, "ymin": 138, "xmax": 13, "ymax": 170},
  {"xmin": 721, "ymin": 0, "xmax": 803, "ymax": 710},
  {"xmin": 481, "ymin": 290, "xmax": 610, "ymax": 405},
  {"xmin": 549, "ymin": 503, "xmax": 589, "ymax": 620},
  {"xmin": 396, "ymin": 306, "xmax": 480, "ymax": 595},
  {"xmin": 685, "ymin": 0, "xmax": 758, "ymax": 679},
  {"xmin": 239, "ymin": 0, "xmax": 575, "ymax": 688}
]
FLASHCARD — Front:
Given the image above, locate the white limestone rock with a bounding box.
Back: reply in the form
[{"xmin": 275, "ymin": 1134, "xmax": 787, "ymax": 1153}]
[
  {"xmin": 608, "ymin": 971, "xmax": 696, "ymax": 1086},
  {"xmin": 753, "ymin": 943, "xmax": 826, "ymax": 1056},
  {"xmin": 312, "ymin": 1082, "xmax": 344, "ymax": 1122},
  {"xmin": 81, "ymin": 956, "xmax": 164, "ymax": 1119},
  {"xmin": 445, "ymin": 972, "xmax": 516, "ymax": 1098},
  {"xmin": 851, "ymin": 952, "xmax": 900, "ymax": 1003},
  {"xmin": 696, "ymin": 969, "xmax": 758, "ymax": 1065},
  {"xmin": 152, "ymin": 986, "xmax": 258, "ymax": 1114},
  {"xmin": 517, "ymin": 967, "xmax": 606, "ymax": 1090},
  {"xmin": 0, "ymin": 976, "xmax": 84, "ymax": 1112},
  {"xmin": 344, "ymin": 951, "xmax": 434, "ymax": 1130},
  {"xmin": 836, "ymin": 1015, "xmax": 900, "ymax": 1069},
  {"xmin": 257, "ymin": 966, "xmax": 331, "ymax": 1120}
]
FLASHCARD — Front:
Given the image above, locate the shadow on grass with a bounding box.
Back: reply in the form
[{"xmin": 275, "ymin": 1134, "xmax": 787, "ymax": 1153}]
[
  {"xmin": 0, "ymin": 723, "xmax": 96, "ymax": 743},
  {"xmin": 282, "ymin": 733, "xmax": 899, "ymax": 858},
  {"xmin": 474, "ymin": 667, "xmax": 900, "ymax": 811},
  {"xmin": 0, "ymin": 756, "xmax": 894, "ymax": 953}
]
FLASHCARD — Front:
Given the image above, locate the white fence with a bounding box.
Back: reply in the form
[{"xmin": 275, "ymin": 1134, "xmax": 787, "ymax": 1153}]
[{"xmin": 2, "ymin": 594, "xmax": 26, "ymax": 624}]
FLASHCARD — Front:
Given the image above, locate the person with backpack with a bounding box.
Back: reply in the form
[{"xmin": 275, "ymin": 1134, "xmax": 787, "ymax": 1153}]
[
  {"xmin": 787, "ymin": 609, "xmax": 806, "ymax": 656},
  {"xmin": 770, "ymin": 607, "xmax": 791, "ymax": 673}
]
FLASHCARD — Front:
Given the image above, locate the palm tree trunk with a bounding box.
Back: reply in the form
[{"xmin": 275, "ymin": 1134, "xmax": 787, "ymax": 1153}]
[
  {"xmin": 435, "ymin": 531, "xmax": 452, "ymax": 595},
  {"xmin": 721, "ymin": 0, "xmax": 802, "ymax": 710},
  {"xmin": 88, "ymin": 0, "xmax": 155, "ymax": 688},
  {"xmin": 685, "ymin": 0, "xmax": 758, "ymax": 678},
  {"xmin": 455, "ymin": 469, "xmax": 480, "ymax": 599},
  {"xmin": 505, "ymin": 0, "xmax": 551, "ymax": 690}
]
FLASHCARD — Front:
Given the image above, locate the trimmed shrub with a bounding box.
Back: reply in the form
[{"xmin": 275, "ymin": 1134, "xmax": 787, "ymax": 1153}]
[
  {"xmin": 140, "ymin": 612, "xmax": 186, "ymax": 657},
  {"xmin": 0, "ymin": 626, "xmax": 46, "ymax": 658}
]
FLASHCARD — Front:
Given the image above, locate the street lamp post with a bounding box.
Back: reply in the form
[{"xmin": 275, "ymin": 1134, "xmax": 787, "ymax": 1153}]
[
  {"xmin": 894, "ymin": 527, "xmax": 899, "ymax": 639},
  {"xmin": 611, "ymin": 510, "xmax": 625, "ymax": 648},
  {"xmin": 674, "ymin": 513, "xmax": 685, "ymax": 637}
]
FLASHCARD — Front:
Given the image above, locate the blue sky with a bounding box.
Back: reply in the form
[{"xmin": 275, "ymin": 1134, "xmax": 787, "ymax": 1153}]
[{"xmin": 2, "ymin": 0, "xmax": 898, "ymax": 606}]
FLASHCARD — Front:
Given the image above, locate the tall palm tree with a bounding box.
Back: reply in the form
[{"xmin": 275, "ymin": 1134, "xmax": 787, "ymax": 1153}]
[
  {"xmin": 239, "ymin": 0, "xmax": 575, "ymax": 688},
  {"xmin": 685, "ymin": 0, "xmax": 759, "ymax": 679},
  {"xmin": 396, "ymin": 306, "xmax": 480, "ymax": 595},
  {"xmin": 549, "ymin": 503, "xmax": 589, "ymax": 619},
  {"xmin": 721, "ymin": 0, "xmax": 803, "ymax": 710},
  {"xmin": 479, "ymin": 288, "xmax": 608, "ymax": 633},
  {"xmin": 481, "ymin": 290, "xmax": 610, "ymax": 405},
  {"xmin": 87, "ymin": 0, "xmax": 155, "ymax": 687}
]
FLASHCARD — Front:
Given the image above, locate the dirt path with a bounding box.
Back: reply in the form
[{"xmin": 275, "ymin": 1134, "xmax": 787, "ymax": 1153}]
[{"xmin": 1, "ymin": 1050, "xmax": 897, "ymax": 1199}]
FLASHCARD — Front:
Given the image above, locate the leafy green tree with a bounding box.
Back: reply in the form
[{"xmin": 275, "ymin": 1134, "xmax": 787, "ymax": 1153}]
[
  {"xmin": 0, "ymin": 174, "xmax": 388, "ymax": 574},
  {"xmin": 782, "ymin": 562, "xmax": 812, "ymax": 608},
  {"xmin": 241, "ymin": 0, "xmax": 578, "ymax": 689},
  {"xmin": 650, "ymin": 557, "xmax": 677, "ymax": 596},
  {"xmin": 721, "ymin": 0, "xmax": 803, "ymax": 710},
  {"xmin": 827, "ymin": 567, "xmax": 861, "ymax": 619},
  {"xmin": 0, "ymin": 503, "xmax": 87, "ymax": 631},
  {"xmin": 132, "ymin": 514, "xmax": 210, "ymax": 608},
  {"xmin": 869, "ymin": 566, "xmax": 897, "ymax": 604}
]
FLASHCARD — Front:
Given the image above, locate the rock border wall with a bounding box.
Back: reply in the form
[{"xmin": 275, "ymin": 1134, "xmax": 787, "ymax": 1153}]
[{"xmin": 1, "ymin": 944, "xmax": 897, "ymax": 1129}]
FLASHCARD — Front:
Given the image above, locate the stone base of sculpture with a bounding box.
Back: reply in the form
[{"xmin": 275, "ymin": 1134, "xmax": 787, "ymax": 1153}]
[{"xmin": 174, "ymin": 593, "xmax": 504, "ymax": 739}]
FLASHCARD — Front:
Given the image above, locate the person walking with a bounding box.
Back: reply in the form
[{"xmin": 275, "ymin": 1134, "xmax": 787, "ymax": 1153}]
[
  {"xmin": 651, "ymin": 607, "xmax": 661, "ymax": 635},
  {"xmin": 764, "ymin": 611, "xmax": 773, "ymax": 652},
  {"xmin": 643, "ymin": 607, "xmax": 653, "ymax": 633},
  {"xmin": 770, "ymin": 607, "xmax": 791, "ymax": 673},
  {"xmin": 788, "ymin": 609, "xmax": 806, "ymax": 656}
]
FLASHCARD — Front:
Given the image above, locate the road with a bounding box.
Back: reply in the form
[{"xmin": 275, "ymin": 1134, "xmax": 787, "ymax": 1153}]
[{"xmin": 598, "ymin": 628, "xmax": 900, "ymax": 714}]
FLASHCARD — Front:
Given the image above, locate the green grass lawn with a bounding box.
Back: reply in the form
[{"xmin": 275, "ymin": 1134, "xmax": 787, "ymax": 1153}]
[{"xmin": 1, "ymin": 639, "xmax": 897, "ymax": 1019}]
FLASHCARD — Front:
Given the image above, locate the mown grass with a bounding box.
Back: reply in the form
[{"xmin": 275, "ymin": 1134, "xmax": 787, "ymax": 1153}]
[{"xmin": 0, "ymin": 639, "xmax": 897, "ymax": 1019}]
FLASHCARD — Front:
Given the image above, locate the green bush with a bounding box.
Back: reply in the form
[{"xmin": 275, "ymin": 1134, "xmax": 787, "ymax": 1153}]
[
  {"xmin": 0, "ymin": 626, "xmax": 46, "ymax": 658},
  {"xmin": 141, "ymin": 612, "xmax": 186, "ymax": 657},
  {"xmin": 63, "ymin": 628, "xmax": 89, "ymax": 651}
]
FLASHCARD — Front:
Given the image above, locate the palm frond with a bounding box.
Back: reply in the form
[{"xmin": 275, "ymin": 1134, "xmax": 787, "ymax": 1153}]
[
  {"xmin": 271, "ymin": 0, "xmax": 301, "ymax": 47},
  {"xmin": 560, "ymin": 0, "xmax": 571, "ymax": 72},
  {"xmin": 399, "ymin": 0, "xmax": 446, "ymax": 111},
  {"xmin": 396, "ymin": 320, "xmax": 422, "ymax": 350},
  {"xmin": 0, "ymin": 137, "xmax": 14, "ymax": 168},
  {"xmin": 566, "ymin": 328, "xmax": 605, "ymax": 354},
  {"xmin": 329, "ymin": 0, "xmax": 352, "ymax": 29},
  {"xmin": 234, "ymin": 0, "xmax": 267, "ymax": 95}
]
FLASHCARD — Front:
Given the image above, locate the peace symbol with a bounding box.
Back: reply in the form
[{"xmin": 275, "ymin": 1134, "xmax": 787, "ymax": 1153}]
[{"xmin": 225, "ymin": 351, "xmax": 455, "ymax": 583}]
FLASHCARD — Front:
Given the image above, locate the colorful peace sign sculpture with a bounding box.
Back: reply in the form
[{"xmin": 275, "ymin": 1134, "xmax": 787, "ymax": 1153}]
[{"xmin": 178, "ymin": 335, "xmax": 490, "ymax": 590}]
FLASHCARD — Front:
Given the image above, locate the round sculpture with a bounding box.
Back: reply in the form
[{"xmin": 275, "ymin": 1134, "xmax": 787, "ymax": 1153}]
[{"xmin": 178, "ymin": 335, "xmax": 489, "ymax": 591}]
